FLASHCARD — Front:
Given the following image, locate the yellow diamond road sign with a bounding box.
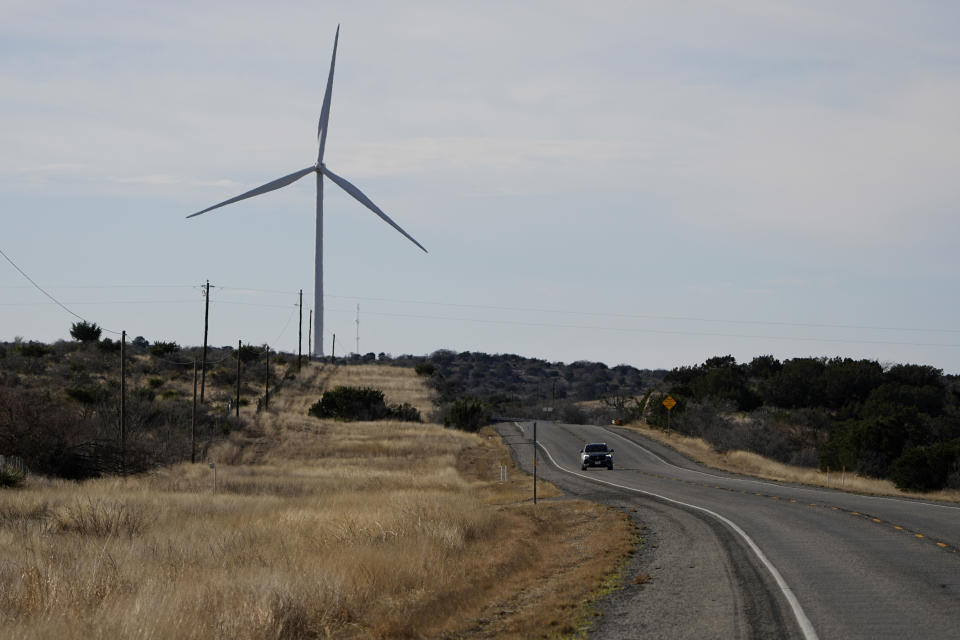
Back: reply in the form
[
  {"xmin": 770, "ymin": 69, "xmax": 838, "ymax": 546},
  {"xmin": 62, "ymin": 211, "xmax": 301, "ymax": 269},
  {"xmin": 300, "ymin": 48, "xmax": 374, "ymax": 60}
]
[{"xmin": 662, "ymin": 395, "xmax": 677, "ymax": 410}]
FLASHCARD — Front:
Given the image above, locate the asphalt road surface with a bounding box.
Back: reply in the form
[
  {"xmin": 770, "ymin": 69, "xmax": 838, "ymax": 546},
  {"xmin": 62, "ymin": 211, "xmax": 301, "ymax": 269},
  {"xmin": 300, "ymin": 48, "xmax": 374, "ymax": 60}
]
[{"xmin": 499, "ymin": 421, "xmax": 960, "ymax": 640}]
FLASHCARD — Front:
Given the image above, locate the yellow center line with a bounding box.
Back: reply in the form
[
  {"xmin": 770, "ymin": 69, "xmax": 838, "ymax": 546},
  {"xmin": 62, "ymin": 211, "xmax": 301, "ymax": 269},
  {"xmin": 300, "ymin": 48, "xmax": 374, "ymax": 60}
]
[
  {"xmin": 851, "ymin": 511, "xmax": 860, "ymax": 516},
  {"xmin": 894, "ymin": 526, "xmax": 904, "ymax": 530},
  {"xmin": 915, "ymin": 534, "xmax": 925, "ymax": 539},
  {"xmin": 872, "ymin": 518, "xmax": 881, "ymax": 523}
]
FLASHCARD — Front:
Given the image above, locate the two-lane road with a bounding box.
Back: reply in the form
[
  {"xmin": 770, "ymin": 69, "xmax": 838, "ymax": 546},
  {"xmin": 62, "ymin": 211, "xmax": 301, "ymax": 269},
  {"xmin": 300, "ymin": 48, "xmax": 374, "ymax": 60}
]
[{"xmin": 503, "ymin": 421, "xmax": 960, "ymax": 639}]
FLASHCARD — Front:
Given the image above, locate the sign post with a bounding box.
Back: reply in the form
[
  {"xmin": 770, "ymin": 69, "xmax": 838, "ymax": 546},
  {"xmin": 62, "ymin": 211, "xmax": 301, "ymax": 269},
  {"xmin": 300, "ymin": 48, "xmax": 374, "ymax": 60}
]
[{"xmin": 662, "ymin": 395, "xmax": 677, "ymax": 434}]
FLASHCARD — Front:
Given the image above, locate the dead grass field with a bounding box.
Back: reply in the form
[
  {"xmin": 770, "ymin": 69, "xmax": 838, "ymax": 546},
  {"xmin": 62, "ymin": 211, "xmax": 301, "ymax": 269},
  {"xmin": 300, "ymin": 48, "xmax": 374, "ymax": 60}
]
[
  {"xmin": 626, "ymin": 422, "xmax": 960, "ymax": 503},
  {"xmin": 0, "ymin": 363, "xmax": 634, "ymax": 639}
]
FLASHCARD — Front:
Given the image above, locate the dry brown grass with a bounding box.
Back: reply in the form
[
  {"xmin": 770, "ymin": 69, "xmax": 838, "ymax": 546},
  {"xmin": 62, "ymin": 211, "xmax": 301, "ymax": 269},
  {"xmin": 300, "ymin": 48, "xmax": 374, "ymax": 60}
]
[
  {"xmin": 0, "ymin": 363, "xmax": 634, "ymax": 638},
  {"xmin": 627, "ymin": 423, "xmax": 960, "ymax": 503}
]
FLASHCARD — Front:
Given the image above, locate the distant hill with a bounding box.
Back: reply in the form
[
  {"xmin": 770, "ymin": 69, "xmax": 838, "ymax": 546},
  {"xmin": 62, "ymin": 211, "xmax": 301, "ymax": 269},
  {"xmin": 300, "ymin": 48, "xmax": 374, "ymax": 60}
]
[{"xmin": 386, "ymin": 349, "xmax": 665, "ymax": 415}]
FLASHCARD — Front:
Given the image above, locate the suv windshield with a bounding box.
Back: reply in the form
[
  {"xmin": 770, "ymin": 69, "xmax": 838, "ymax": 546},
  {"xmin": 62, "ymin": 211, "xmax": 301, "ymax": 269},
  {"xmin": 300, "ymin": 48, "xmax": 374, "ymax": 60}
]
[{"xmin": 584, "ymin": 444, "xmax": 609, "ymax": 453}]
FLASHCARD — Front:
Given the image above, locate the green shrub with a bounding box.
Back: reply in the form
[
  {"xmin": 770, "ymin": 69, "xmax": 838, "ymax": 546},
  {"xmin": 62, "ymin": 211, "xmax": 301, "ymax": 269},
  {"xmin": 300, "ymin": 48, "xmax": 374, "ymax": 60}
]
[
  {"xmin": 17, "ymin": 341, "xmax": 50, "ymax": 358},
  {"xmin": 70, "ymin": 321, "xmax": 102, "ymax": 343},
  {"xmin": 210, "ymin": 367, "xmax": 236, "ymax": 386},
  {"xmin": 390, "ymin": 402, "xmax": 422, "ymax": 422},
  {"xmin": 238, "ymin": 344, "xmax": 263, "ymax": 364},
  {"xmin": 0, "ymin": 465, "xmax": 25, "ymax": 488},
  {"xmin": 98, "ymin": 338, "xmax": 121, "ymax": 353},
  {"xmin": 443, "ymin": 397, "xmax": 490, "ymax": 432},
  {"xmin": 150, "ymin": 341, "xmax": 181, "ymax": 357},
  {"xmin": 309, "ymin": 386, "xmax": 389, "ymax": 421},
  {"xmin": 890, "ymin": 441, "xmax": 960, "ymax": 492},
  {"xmin": 65, "ymin": 386, "xmax": 104, "ymax": 405},
  {"xmin": 307, "ymin": 386, "xmax": 421, "ymax": 422},
  {"xmin": 415, "ymin": 361, "xmax": 436, "ymax": 377}
]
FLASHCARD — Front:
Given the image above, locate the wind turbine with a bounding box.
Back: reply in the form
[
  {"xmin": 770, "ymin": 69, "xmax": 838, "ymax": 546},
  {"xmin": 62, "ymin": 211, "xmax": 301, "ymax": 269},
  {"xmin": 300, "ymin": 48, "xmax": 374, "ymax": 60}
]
[{"xmin": 187, "ymin": 26, "xmax": 427, "ymax": 357}]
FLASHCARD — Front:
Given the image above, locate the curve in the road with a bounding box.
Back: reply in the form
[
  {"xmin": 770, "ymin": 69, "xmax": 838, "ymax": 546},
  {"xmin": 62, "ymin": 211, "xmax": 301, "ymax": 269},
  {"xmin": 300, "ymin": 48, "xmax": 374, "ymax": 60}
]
[
  {"xmin": 596, "ymin": 428, "xmax": 960, "ymax": 555},
  {"xmin": 600, "ymin": 426, "xmax": 960, "ymax": 512},
  {"xmin": 528, "ymin": 423, "xmax": 819, "ymax": 640},
  {"xmin": 513, "ymin": 420, "xmax": 960, "ymax": 639}
]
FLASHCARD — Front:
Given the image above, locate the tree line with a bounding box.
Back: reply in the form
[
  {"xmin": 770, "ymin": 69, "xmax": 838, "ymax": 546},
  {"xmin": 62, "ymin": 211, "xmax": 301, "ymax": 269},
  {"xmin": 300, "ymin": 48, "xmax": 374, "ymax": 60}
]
[{"xmin": 653, "ymin": 355, "xmax": 960, "ymax": 492}]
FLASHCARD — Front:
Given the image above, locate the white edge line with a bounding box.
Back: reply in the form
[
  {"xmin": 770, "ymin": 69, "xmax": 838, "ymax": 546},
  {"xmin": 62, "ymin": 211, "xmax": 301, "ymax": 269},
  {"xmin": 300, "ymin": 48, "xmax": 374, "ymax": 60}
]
[
  {"xmin": 514, "ymin": 422, "xmax": 819, "ymax": 640},
  {"xmin": 597, "ymin": 426, "xmax": 960, "ymax": 511}
]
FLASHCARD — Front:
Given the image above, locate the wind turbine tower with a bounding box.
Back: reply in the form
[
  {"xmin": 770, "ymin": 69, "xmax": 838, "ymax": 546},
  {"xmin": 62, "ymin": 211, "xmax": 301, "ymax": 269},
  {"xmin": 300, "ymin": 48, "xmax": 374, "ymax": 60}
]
[{"xmin": 187, "ymin": 26, "xmax": 427, "ymax": 357}]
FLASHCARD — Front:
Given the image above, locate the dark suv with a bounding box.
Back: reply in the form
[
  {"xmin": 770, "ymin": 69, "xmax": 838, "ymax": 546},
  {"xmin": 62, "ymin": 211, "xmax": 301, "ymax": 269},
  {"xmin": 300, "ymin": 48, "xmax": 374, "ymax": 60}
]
[{"xmin": 580, "ymin": 442, "xmax": 614, "ymax": 470}]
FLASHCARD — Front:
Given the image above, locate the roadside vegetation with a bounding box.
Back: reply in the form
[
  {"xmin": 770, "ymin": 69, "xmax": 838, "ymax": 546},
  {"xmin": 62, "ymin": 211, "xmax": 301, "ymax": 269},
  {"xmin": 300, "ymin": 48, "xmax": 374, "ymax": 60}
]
[
  {"xmin": 637, "ymin": 355, "xmax": 960, "ymax": 494},
  {"xmin": 0, "ymin": 324, "xmax": 287, "ymax": 479},
  {"xmin": 628, "ymin": 423, "xmax": 960, "ymax": 502},
  {"xmin": 0, "ymin": 359, "xmax": 635, "ymax": 638}
]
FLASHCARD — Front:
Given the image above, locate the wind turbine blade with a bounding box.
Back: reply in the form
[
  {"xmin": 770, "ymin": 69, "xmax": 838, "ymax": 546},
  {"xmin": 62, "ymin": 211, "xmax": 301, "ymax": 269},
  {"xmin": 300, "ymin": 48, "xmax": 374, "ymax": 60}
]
[
  {"xmin": 317, "ymin": 25, "xmax": 339, "ymax": 164},
  {"xmin": 187, "ymin": 166, "xmax": 316, "ymax": 218},
  {"xmin": 322, "ymin": 165, "xmax": 428, "ymax": 253}
]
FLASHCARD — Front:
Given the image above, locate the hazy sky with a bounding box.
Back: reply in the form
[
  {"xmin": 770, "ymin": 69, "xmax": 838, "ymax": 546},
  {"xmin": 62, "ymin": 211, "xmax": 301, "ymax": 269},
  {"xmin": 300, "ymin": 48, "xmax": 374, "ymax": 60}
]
[{"xmin": 3, "ymin": 1, "xmax": 959, "ymax": 372}]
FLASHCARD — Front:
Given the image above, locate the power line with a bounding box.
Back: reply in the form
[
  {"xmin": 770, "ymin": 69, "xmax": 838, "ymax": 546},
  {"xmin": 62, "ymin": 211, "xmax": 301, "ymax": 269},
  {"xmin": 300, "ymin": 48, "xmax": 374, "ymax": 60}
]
[
  {"xmin": 271, "ymin": 305, "xmax": 299, "ymax": 347},
  {"xmin": 217, "ymin": 285, "xmax": 300, "ymax": 295},
  {"xmin": 0, "ymin": 300, "xmax": 203, "ymax": 306},
  {"xmin": 7, "ymin": 277, "xmax": 958, "ymax": 347},
  {"xmin": 0, "ymin": 284, "xmax": 197, "ymax": 290},
  {"xmin": 0, "ymin": 299, "xmax": 298, "ymax": 309},
  {"xmin": 0, "ymin": 246, "xmax": 122, "ymax": 335},
  {"xmin": 0, "ymin": 265, "xmax": 296, "ymax": 361}
]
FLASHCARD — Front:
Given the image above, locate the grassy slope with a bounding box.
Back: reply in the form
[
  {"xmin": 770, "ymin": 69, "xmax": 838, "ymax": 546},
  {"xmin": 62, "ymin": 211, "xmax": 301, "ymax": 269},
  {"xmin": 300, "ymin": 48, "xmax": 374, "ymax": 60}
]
[
  {"xmin": 0, "ymin": 363, "xmax": 635, "ymax": 639},
  {"xmin": 627, "ymin": 422, "xmax": 960, "ymax": 503}
]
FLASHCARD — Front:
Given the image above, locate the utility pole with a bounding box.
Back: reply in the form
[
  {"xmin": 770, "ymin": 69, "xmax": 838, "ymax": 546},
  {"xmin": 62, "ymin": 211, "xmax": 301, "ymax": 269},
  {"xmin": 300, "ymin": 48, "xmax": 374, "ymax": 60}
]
[
  {"xmin": 235, "ymin": 339, "xmax": 241, "ymax": 418},
  {"xmin": 191, "ymin": 357, "xmax": 198, "ymax": 463},
  {"xmin": 200, "ymin": 280, "xmax": 212, "ymax": 403},
  {"xmin": 332, "ymin": 333, "xmax": 336, "ymax": 359},
  {"xmin": 120, "ymin": 330, "xmax": 127, "ymax": 476},
  {"xmin": 355, "ymin": 304, "xmax": 360, "ymax": 355},
  {"xmin": 297, "ymin": 289, "xmax": 303, "ymax": 372},
  {"xmin": 308, "ymin": 310, "xmax": 313, "ymax": 360},
  {"xmin": 264, "ymin": 346, "xmax": 270, "ymax": 411}
]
